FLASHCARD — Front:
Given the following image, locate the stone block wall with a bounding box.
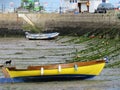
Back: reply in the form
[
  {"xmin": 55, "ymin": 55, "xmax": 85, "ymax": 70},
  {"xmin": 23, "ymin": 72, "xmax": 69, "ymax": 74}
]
[{"xmin": 0, "ymin": 12, "xmax": 120, "ymax": 36}]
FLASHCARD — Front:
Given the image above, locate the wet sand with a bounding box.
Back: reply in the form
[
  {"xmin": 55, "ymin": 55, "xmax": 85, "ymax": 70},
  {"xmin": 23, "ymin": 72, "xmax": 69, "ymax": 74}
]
[
  {"xmin": 0, "ymin": 37, "xmax": 120, "ymax": 90},
  {"xmin": 0, "ymin": 37, "xmax": 85, "ymax": 66}
]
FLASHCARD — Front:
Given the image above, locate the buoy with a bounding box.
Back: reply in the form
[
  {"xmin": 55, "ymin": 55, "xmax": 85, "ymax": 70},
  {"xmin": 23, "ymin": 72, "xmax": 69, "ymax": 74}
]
[
  {"xmin": 58, "ymin": 65, "xmax": 61, "ymax": 72},
  {"xmin": 74, "ymin": 64, "xmax": 78, "ymax": 71},
  {"xmin": 41, "ymin": 67, "xmax": 44, "ymax": 75}
]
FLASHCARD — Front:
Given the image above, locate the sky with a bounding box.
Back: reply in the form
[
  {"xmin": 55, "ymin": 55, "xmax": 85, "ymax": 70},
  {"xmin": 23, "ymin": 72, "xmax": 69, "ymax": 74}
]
[
  {"xmin": 39, "ymin": 0, "xmax": 60, "ymax": 12},
  {"xmin": 109, "ymin": 0, "xmax": 119, "ymax": 7},
  {"xmin": 0, "ymin": 0, "xmax": 119, "ymax": 12}
]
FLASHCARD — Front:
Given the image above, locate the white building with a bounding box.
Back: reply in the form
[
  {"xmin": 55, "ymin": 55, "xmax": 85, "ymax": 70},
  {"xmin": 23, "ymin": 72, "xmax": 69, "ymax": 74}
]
[{"xmin": 63, "ymin": 0, "xmax": 109, "ymax": 13}]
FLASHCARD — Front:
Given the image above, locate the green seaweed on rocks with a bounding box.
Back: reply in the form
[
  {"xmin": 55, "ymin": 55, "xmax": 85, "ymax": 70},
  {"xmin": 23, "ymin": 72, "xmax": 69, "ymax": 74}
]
[{"xmin": 64, "ymin": 36, "xmax": 120, "ymax": 68}]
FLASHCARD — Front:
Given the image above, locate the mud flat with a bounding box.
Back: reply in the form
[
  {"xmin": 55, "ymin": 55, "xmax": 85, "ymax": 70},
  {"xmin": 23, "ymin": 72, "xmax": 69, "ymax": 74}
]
[
  {"xmin": 0, "ymin": 37, "xmax": 120, "ymax": 90},
  {"xmin": 0, "ymin": 37, "xmax": 84, "ymax": 66}
]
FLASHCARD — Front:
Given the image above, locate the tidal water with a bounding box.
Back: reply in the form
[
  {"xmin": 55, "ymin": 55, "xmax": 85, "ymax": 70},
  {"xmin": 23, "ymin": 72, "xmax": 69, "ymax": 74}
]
[{"xmin": 0, "ymin": 37, "xmax": 120, "ymax": 90}]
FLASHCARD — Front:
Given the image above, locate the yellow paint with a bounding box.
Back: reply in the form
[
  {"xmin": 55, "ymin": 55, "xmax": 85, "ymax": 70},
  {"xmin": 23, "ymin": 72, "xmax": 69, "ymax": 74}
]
[{"xmin": 6, "ymin": 63, "xmax": 105, "ymax": 78}]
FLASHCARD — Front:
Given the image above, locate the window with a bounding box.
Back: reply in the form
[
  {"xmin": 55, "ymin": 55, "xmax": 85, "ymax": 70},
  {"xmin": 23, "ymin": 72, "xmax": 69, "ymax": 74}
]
[{"xmin": 70, "ymin": 0, "xmax": 77, "ymax": 3}]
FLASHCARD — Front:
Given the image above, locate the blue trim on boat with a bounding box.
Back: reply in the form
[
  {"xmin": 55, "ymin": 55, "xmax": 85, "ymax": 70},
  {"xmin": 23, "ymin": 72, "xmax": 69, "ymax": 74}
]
[{"xmin": 0, "ymin": 74, "xmax": 95, "ymax": 83}]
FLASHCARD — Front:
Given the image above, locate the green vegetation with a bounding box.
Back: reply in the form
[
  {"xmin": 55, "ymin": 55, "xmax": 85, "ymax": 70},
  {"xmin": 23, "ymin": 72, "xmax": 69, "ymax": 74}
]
[
  {"xmin": 23, "ymin": 25, "xmax": 42, "ymax": 33},
  {"xmin": 62, "ymin": 36, "xmax": 90, "ymax": 44},
  {"xmin": 64, "ymin": 35, "xmax": 120, "ymax": 68},
  {"xmin": 21, "ymin": 0, "xmax": 44, "ymax": 12}
]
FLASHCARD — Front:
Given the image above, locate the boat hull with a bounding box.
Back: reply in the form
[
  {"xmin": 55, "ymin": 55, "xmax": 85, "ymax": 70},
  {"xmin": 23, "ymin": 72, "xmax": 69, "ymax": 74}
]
[
  {"xmin": 0, "ymin": 75, "xmax": 95, "ymax": 83},
  {"xmin": 2, "ymin": 60, "xmax": 105, "ymax": 78},
  {"xmin": 15, "ymin": 74, "xmax": 95, "ymax": 82}
]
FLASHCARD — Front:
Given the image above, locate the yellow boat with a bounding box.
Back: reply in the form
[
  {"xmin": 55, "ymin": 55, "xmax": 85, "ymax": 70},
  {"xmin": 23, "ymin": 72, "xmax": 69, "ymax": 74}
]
[{"xmin": 2, "ymin": 60, "xmax": 105, "ymax": 80}]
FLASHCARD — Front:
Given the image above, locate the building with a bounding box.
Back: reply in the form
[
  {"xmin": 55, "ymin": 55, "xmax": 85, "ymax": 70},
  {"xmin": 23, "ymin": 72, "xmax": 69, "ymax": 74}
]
[{"xmin": 63, "ymin": 0, "xmax": 109, "ymax": 13}]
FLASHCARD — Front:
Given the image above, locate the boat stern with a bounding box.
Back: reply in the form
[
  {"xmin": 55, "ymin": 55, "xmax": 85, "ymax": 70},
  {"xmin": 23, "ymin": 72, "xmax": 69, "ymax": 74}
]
[{"xmin": 2, "ymin": 67, "xmax": 15, "ymax": 78}]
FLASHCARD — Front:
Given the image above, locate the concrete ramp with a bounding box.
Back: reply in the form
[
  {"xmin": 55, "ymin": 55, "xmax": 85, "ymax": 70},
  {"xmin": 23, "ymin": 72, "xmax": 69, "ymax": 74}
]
[{"xmin": 18, "ymin": 14, "xmax": 35, "ymax": 26}]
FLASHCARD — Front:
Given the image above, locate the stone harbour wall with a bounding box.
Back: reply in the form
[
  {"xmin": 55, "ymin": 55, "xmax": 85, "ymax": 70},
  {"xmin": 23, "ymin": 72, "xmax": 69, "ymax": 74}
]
[{"xmin": 0, "ymin": 11, "xmax": 120, "ymax": 36}]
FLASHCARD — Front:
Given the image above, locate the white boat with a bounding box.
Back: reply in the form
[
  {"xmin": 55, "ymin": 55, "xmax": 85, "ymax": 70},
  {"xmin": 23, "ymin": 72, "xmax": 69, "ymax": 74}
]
[{"xmin": 25, "ymin": 32, "xmax": 59, "ymax": 40}]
